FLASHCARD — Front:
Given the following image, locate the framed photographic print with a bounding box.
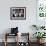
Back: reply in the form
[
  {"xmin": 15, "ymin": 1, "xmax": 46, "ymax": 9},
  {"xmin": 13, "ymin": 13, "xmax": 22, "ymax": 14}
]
[{"xmin": 10, "ymin": 7, "xmax": 26, "ymax": 20}]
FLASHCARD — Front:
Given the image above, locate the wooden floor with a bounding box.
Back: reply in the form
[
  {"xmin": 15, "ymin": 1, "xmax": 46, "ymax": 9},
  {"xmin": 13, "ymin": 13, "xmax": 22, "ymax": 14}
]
[{"xmin": 0, "ymin": 42, "xmax": 46, "ymax": 46}]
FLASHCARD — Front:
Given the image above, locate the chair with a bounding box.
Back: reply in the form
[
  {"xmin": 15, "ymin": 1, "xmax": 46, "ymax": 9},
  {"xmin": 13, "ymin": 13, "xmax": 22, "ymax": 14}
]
[
  {"xmin": 18, "ymin": 33, "xmax": 30, "ymax": 46},
  {"xmin": 4, "ymin": 27, "xmax": 19, "ymax": 46},
  {"xmin": 4, "ymin": 33, "xmax": 18, "ymax": 46}
]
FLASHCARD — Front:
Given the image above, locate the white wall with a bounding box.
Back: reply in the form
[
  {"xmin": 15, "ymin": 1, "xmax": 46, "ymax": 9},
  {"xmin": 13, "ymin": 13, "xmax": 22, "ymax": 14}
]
[{"xmin": 0, "ymin": 0, "xmax": 37, "ymax": 42}]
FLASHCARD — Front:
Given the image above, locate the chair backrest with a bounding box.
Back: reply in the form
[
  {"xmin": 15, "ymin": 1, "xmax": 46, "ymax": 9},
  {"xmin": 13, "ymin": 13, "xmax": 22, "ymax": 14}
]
[{"xmin": 11, "ymin": 27, "xmax": 18, "ymax": 34}]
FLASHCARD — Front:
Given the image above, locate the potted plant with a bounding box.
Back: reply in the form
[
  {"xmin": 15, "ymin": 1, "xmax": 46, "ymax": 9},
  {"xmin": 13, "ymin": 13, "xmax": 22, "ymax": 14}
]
[{"xmin": 33, "ymin": 32, "xmax": 46, "ymax": 43}]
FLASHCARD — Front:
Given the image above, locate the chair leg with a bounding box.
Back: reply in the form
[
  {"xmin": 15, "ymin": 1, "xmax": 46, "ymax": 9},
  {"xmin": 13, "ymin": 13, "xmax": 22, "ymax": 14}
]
[{"xmin": 4, "ymin": 41, "xmax": 7, "ymax": 46}]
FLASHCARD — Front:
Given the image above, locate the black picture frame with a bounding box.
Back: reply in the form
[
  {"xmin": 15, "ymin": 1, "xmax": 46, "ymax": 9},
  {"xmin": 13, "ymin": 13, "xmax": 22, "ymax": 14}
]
[{"xmin": 10, "ymin": 7, "xmax": 26, "ymax": 20}]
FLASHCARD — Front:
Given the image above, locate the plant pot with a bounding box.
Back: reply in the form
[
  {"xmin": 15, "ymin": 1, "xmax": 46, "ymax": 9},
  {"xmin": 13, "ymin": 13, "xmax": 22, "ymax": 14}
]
[
  {"xmin": 37, "ymin": 39, "xmax": 45, "ymax": 44},
  {"xmin": 40, "ymin": 39, "xmax": 45, "ymax": 43},
  {"xmin": 37, "ymin": 39, "xmax": 40, "ymax": 43}
]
